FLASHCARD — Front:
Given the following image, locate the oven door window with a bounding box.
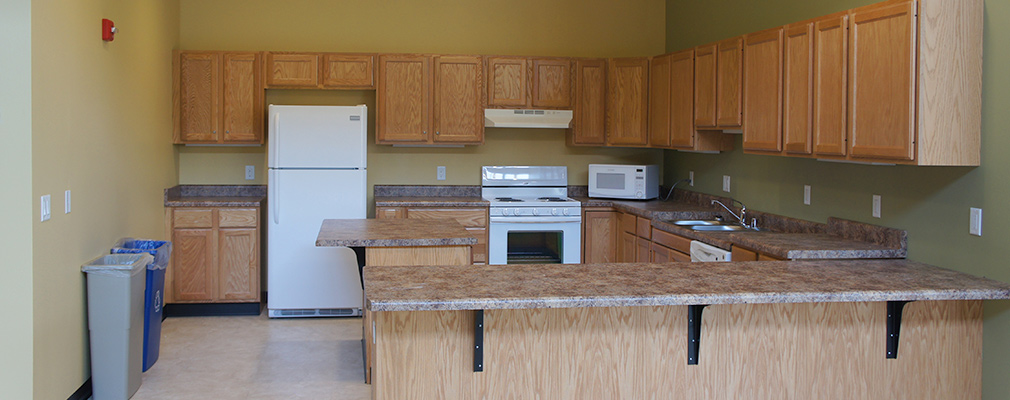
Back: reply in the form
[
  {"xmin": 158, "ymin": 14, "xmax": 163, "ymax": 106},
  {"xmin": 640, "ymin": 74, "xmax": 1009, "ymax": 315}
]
[{"xmin": 507, "ymin": 231, "xmax": 563, "ymax": 264}]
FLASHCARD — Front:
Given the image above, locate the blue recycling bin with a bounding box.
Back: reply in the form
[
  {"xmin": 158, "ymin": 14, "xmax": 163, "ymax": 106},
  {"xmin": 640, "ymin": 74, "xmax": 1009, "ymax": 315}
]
[{"xmin": 111, "ymin": 238, "xmax": 172, "ymax": 372}]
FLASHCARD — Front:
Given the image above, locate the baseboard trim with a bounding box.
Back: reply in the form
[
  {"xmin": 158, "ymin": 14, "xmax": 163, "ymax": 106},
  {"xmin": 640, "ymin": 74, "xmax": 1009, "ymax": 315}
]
[
  {"xmin": 68, "ymin": 378, "xmax": 91, "ymax": 400},
  {"xmin": 164, "ymin": 302, "xmax": 262, "ymax": 317}
]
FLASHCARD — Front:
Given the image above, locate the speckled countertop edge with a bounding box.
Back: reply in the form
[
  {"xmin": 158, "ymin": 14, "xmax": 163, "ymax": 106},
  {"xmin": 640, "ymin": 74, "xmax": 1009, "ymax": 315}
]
[
  {"xmin": 165, "ymin": 185, "xmax": 266, "ymax": 207},
  {"xmin": 364, "ymin": 260, "xmax": 1010, "ymax": 312},
  {"xmin": 316, "ymin": 219, "xmax": 477, "ymax": 248}
]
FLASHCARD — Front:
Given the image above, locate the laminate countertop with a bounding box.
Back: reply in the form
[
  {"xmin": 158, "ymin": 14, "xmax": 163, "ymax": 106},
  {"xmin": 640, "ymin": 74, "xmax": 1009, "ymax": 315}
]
[
  {"xmin": 164, "ymin": 185, "xmax": 266, "ymax": 207},
  {"xmin": 315, "ymin": 218, "xmax": 478, "ymax": 248},
  {"xmin": 363, "ymin": 260, "xmax": 1010, "ymax": 312}
]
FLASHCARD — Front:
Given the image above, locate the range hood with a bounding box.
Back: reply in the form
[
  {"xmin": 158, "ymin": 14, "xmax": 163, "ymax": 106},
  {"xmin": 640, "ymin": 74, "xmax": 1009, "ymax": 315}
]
[{"xmin": 484, "ymin": 109, "xmax": 573, "ymax": 129}]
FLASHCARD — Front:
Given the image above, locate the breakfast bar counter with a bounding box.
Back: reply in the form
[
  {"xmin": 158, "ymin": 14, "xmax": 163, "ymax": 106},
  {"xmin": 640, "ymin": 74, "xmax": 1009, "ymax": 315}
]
[{"xmin": 364, "ymin": 260, "xmax": 1010, "ymax": 399}]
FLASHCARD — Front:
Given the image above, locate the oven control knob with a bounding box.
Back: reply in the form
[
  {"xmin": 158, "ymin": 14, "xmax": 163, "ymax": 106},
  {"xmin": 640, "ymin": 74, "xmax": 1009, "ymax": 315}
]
[
  {"xmin": 533, "ymin": 209, "xmax": 539, "ymax": 216},
  {"xmin": 563, "ymin": 208, "xmax": 570, "ymax": 216},
  {"xmin": 552, "ymin": 208, "xmax": 558, "ymax": 216},
  {"xmin": 501, "ymin": 208, "xmax": 510, "ymax": 216}
]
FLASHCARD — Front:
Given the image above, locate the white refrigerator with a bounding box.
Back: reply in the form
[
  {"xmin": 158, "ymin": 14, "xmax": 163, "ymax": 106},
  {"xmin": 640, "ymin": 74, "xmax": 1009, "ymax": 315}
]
[{"xmin": 267, "ymin": 105, "xmax": 367, "ymax": 318}]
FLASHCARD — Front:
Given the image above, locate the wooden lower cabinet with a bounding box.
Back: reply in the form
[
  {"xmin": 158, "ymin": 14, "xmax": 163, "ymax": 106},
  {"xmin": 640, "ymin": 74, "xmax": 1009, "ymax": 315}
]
[
  {"xmin": 375, "ymin": 206, "xmax": 488, "ymax": 264},
  {"xmin": 165, "ymin": 207, "xmax": 261, "ymax": 304},
  {"xmin": 582, "ymin": 209, "xmax": 618, "ymax": 263},
  {"xmin": 651, "ymin": 242, "xmax": 691, "ymax": 263},
  {"xmin": 732, "ymin": 245, "xmax": 784, "ymax": 261}
]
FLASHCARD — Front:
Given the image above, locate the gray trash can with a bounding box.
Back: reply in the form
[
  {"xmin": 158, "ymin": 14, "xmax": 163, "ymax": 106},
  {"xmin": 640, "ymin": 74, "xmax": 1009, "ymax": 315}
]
[{"xmin": 82, "ymin": 253, "xmax": 153, "ymax": 400}]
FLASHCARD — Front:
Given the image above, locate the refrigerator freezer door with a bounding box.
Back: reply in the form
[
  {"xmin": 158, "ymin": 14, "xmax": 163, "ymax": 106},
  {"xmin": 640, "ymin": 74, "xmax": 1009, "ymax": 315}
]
[
  {"xmin": 268, "ymin": 105, "xmax": 367, "ymax": 169},
  {"xmin": 267, "ymin": 169, "xmax": 366, "ymax": 312}
]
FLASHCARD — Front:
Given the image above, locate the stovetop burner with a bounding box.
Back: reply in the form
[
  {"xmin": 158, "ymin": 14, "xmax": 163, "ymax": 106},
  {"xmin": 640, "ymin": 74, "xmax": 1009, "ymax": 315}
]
[
  {"xmin": 537, "ymin": 197, "xmax": 568, "ymax": 202},
  {"xmin": 495, "ymin": 197, "xmax": 524, "ymax": 202}
]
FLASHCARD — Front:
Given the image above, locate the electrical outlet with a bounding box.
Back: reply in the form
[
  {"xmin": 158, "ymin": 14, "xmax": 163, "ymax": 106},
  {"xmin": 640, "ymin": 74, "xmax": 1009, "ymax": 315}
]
[
  {"xmin": 722, "ymin": 175, "xmax": 731, "ymax": 193},
  {"xmin": 437, "ymin": 166, "xmax": 446, "ymax": 181},
  {"xmin": 41, "ymin": 195, "xmax": 51, "ymax": 222},
  {"xmin": 245, "ymin": 165, "xmax": 255, "ymax": 180},
  {"xmin": 872, "ymin": 195, "xmax": 881, "ymax": 218},
  {"xmin": 689, "ymin": 171, "xmax": 694, "ymax": 186},
  {"xmin": 803, "ymin": 185, "xmax": 811, "ymax": 205},
  {"xmin": 970, "ymin": 207, "xmax": 982, "ymax": 236},
  {"xmin": 65, "ymin": 190, "xmax": 71, "ymax": 214}
]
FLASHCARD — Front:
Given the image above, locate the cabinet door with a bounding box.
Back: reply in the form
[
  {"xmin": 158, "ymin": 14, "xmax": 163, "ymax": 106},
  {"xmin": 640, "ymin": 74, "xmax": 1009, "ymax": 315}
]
[
  {"xmin": 172, "ymin": 228, "xmax": 216, "ymax": 302},
  {"xmin": 619, "ymin": 232, "xmax": 637, "ymax": 263},
  {"xmin": 694, "ymin": 44, "xmax": 717, "ymax": 128},
  {"xmin": 648, "ymin": 54, "xmax": 672, "ymax": 148},
  {"xmin": 650, "ymin": 242, "xmax": 670, "ymax": 263},
  {"xmin": 848, "ymin": 1, "xmax": 917, "ymax": 161},
  {"xmin": 607, "ymin": 57, "xmax": 649, "ymax": 146},
  {"xmin": 221, "ymin": 52, "xmax": 262, "ymax": 144},
  {"xmin": 583, "ymin": 210, "xmax": 618, "ymax": 263},
  {"xmin": 636, "ymin": 238, "xmax": 651, "ymax": 263},
  {"xmin": 377, "ymin": 54, "xmax": 431, "ymax": 143},
  {"xmin": 322, "ymin": 54, "xmax": 375, "ymax": 89},
  {"xmin": 433, "ymin": 55, "xmax": 484, "ymax": 144},
  {"xmin": 218, "ymin": 228, "xmax": 259, "ymax": 301},
  {"xmin": 486, "ymin": 57, "xmax": 528, "ymax": 107},
  {"xmin": 670, "ymin": 49, "xmax": 696, "ymax": 148},
  {"xmin": 743, "ymin": 28, "xmax": 784, "ymax": 152},
  {"xmin": 783, "ymin": 22, "xmax": 814, "ymax": 155},
  {"xmin": 716, "ymin": 37, "xmax": 744, "ymax": 128},
  {"xmin": 731, "ymin": 246, "xmax": 759, "ymax": 261},
  {"xmin": 531, "ymin": 58, "xmax": 571, "ymax": 108},
  {"xmin": 812, "ymin": 15, "xmax": 849, "ymax": 156},
  {"xmin": 571, "ymin": 59, "xmax": 607, "ymax": 145},
  {"xmin": 177, "ymin": 52, "xmax": 220, "ymax": 143},
  {"xmin": 266, "ymin": 53, "xmax": 319, "ymax": 87}
]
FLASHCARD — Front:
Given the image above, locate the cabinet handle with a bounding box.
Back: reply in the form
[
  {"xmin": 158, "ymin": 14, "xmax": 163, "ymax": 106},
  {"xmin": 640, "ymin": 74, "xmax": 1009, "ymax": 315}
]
[
  {"xmin": 213, "ymin": 130, "xmax": 217, "ymax": 134},
  {"xmin": 423, "ymin": 130, "xmax": 427, "ymax": 134},
  {"xmin": 436, "ymin": 131, "xmax": 440, "ymax": 135}
]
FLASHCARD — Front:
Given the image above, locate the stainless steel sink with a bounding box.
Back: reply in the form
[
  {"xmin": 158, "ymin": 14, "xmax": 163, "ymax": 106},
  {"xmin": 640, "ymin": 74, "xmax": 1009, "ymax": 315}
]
[
  {"xmin": 691, "ymin": 224, "xmax": 756, "ymax": 232},
  {"xmin": 673, "ymin": 219, "xmax": 724, "ymax": 226}
]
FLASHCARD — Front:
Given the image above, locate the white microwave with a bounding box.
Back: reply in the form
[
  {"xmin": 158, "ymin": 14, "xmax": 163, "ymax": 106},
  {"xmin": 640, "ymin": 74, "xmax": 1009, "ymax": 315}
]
[{"xmin": 588, "ymin": 164, "xmax": 659, "ymax": 200}]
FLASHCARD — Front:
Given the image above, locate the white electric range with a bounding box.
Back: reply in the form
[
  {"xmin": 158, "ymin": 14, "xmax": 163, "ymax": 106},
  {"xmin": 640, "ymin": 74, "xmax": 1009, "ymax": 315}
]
[{"xmin": 481, "ymin": 166, "xmax": 582, "ymax": 264}]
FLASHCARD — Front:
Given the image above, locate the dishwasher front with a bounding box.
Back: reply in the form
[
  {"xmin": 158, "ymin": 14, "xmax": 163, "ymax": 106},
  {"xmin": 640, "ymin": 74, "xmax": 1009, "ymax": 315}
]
[{"xmin": 690, "ymin": 240, "xmax": 732, "ymax": 262}]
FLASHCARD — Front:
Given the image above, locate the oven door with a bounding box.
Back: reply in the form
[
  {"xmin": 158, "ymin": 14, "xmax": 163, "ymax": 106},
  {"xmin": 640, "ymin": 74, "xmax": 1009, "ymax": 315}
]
[{"xmin": 489, "ymin": 217, "xmax": 581, "ymax": 265}]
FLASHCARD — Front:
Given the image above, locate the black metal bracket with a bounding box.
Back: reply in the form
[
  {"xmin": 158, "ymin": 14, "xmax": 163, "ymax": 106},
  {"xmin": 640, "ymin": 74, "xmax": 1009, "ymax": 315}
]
[
  {"xmin": 474, "ymin": 310, "xmax": 484, "ymax": 372},
  {"xmin": 687, "ymin": 305, "xmax": 709, "ymax": 365},
  {"xmin": 886, "ymin": 301, "xmax": 913, "ymax": 359}
]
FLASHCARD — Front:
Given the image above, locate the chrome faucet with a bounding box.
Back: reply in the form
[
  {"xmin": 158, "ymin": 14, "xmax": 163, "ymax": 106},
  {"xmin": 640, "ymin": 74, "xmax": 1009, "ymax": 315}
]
[{"xmin": 711, "ymin": 199, "xmax": 751, "ymax": 229}]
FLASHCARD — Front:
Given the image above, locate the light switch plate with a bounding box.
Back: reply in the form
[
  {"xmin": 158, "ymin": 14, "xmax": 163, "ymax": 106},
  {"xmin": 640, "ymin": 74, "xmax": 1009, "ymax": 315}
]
[
  {"xmin": 65, "ymin": 190, "xmax": 71, "ymax": 214},
  {"xmin": 41, "ymin": 195, "xmax": 51, "ymax": 222},
  {"xmin": 722, "ymin": 175, "xmax": 731, "ymax": 193},
  {"xmin": 872, "ymin": 195, "xmax": 881, "ymax": 218},
  {"xmin": 803, "ymin": 185, "xmax": 811, "ymax": 205},
  {"xmin": 245, "ymin": 165, "xmax": 255, "ymax": 180},
  {"xmin": 970, "ymin": 207, "xmax": 982, "ymax": 236},
  {"xmin": 437, "ymin": 166, "xmax": 446, "ymax": 181},
  {"xmin": 689, "ymin": 171, "xmax": 695, "ymax": 186}
]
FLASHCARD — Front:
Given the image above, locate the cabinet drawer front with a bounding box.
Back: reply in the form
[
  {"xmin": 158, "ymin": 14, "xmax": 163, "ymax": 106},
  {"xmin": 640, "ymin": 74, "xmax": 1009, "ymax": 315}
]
[
  {"xmin": 651, "ymin": 228, "xmax": 692, "ymax": 254},
  {"xmin": 407, "ymin": 208, "xmax": 487, "ymax": 228},
  {"xmin": 219, "ymin": 208, "xmax": 258, "ymax": 228},
  {"xmin": 376, "ymin": 207, "xmax": 405, "ymax": 219},
  {"xmin": 174, "ymin": 209, "xmax": 213, "ymax": 228},
  {"xmin": 636, "ymin": 216, "xmax": 651, "ymax": 239},
  {"xmin": 620, "ymin": 212, "xmax": 637, "ymax": 234},
  {"xmin": 468, "ymin": 227, "xmax": 487, "ymax": 263}
]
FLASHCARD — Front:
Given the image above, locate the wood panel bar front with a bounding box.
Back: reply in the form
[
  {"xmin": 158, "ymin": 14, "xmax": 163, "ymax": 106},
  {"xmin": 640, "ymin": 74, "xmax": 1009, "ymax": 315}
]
[{"xmin": 371, "ymin": 301, "xmax": 981, "ymax": 399}]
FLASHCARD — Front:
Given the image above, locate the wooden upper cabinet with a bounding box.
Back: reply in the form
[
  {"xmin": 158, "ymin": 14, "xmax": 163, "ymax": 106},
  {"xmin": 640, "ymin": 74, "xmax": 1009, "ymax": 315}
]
[
  {"xmin": 812, "ymin": 14, "xmax": 849, "ymax": 157},
  {"xmin": 783, "ymin": 22, "xmax": 815, "ymax": 155},
  {"xmin": 322, "ymin": 54, "xmax": 375, "ymax": 89},
  {"xmin": 694, "ymin": 44, "xmax": 717, "ymax": 128},
  {"xmin": 742, "ymin": 27, "xmax": 784, "ymax": 152},
  {"xmin": 175, "ymin": 51, "xmax": 263, "ymax": 144},
  {"xmin": 221, "ymin": 53, "xmax": 262, "ymax": 144},
  {"xmin": 177, "ymin": 52, "xmax": 220, "ymax": 143},
  {"xmin": 570, "ymin": 59, "xmax": 607, "ymax": 146},
  {"xmin": 716, "ymin": 37, "xmax": 743, "ymax": 128},
  {"xmin": 265, "ymin": 53, "xmax": 319, "ymax": 87},
  {"xmin": 486, "ymin": 57, "xmax": 528, "ymax": 107},
  {"xmin": 432, "ymin": 55, "xmax": 484, "ymax": 144},
  {"xmin": 377, "ymin": 54, "xmax": 431, "ymax": 143},
  {"xmin": 607, "ymin": 57, "xmax": 649, "ymax": 147},
  {"xmin": 670, "ymin": 49, "xmax": 698, "ymax": 149},
  {"xmin": 648, "ymin": 54, "xmax": 672, "ymax": 148},
  {"xmin": 848, "ymin": 1, "xmax": 917, "ymax": 161},
  {"xmin": 531, "ymin": 58, "xmax": 572, "ymax": 108}
]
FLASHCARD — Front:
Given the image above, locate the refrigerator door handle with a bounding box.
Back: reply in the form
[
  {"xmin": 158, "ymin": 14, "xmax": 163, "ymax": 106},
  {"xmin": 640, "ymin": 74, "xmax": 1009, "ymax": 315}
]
[
  {"xmin": 271, "ymin": 113, "xmax": 280, "ymax": 167},
  {"xmin": 272, "ymin": 170, "xmax": 280, "ymax": 224}
]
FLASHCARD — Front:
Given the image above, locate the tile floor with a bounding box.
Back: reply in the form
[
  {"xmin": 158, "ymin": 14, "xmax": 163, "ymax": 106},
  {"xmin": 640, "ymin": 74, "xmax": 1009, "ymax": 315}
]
[{"xmin": 132, "ymin": 313, "xmax": 372, "ymax": 400}]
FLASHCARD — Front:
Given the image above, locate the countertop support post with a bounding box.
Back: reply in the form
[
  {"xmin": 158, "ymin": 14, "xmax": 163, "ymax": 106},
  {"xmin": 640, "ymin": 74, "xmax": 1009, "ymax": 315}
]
[
  {"xmin": 886, "ymin": 300, "xmax": 913, "ymax": 359},
  {"xmin": 688, "ymin": 305, "xmax": 709, "ymax": 365},
  {"xmin": 474, "ymin": 310, "xmax": 484, "ymax": 372}
]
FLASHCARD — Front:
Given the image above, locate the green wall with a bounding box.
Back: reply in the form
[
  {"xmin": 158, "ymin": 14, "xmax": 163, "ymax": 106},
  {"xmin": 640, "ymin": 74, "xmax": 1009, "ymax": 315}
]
[
  {"xmin": 664, "ymin": 0, "xmax": 1010, "ymax": 398},
  {"xmin": 0, "ymin": 0, "xmax": 34, "ymax": 397}
]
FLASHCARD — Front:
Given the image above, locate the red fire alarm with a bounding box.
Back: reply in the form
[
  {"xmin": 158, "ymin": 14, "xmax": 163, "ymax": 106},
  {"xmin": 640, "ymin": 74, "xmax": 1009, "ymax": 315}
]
[{"xmin": 102, "ymin": 19, "xmax": 116, "ymax": 42}]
